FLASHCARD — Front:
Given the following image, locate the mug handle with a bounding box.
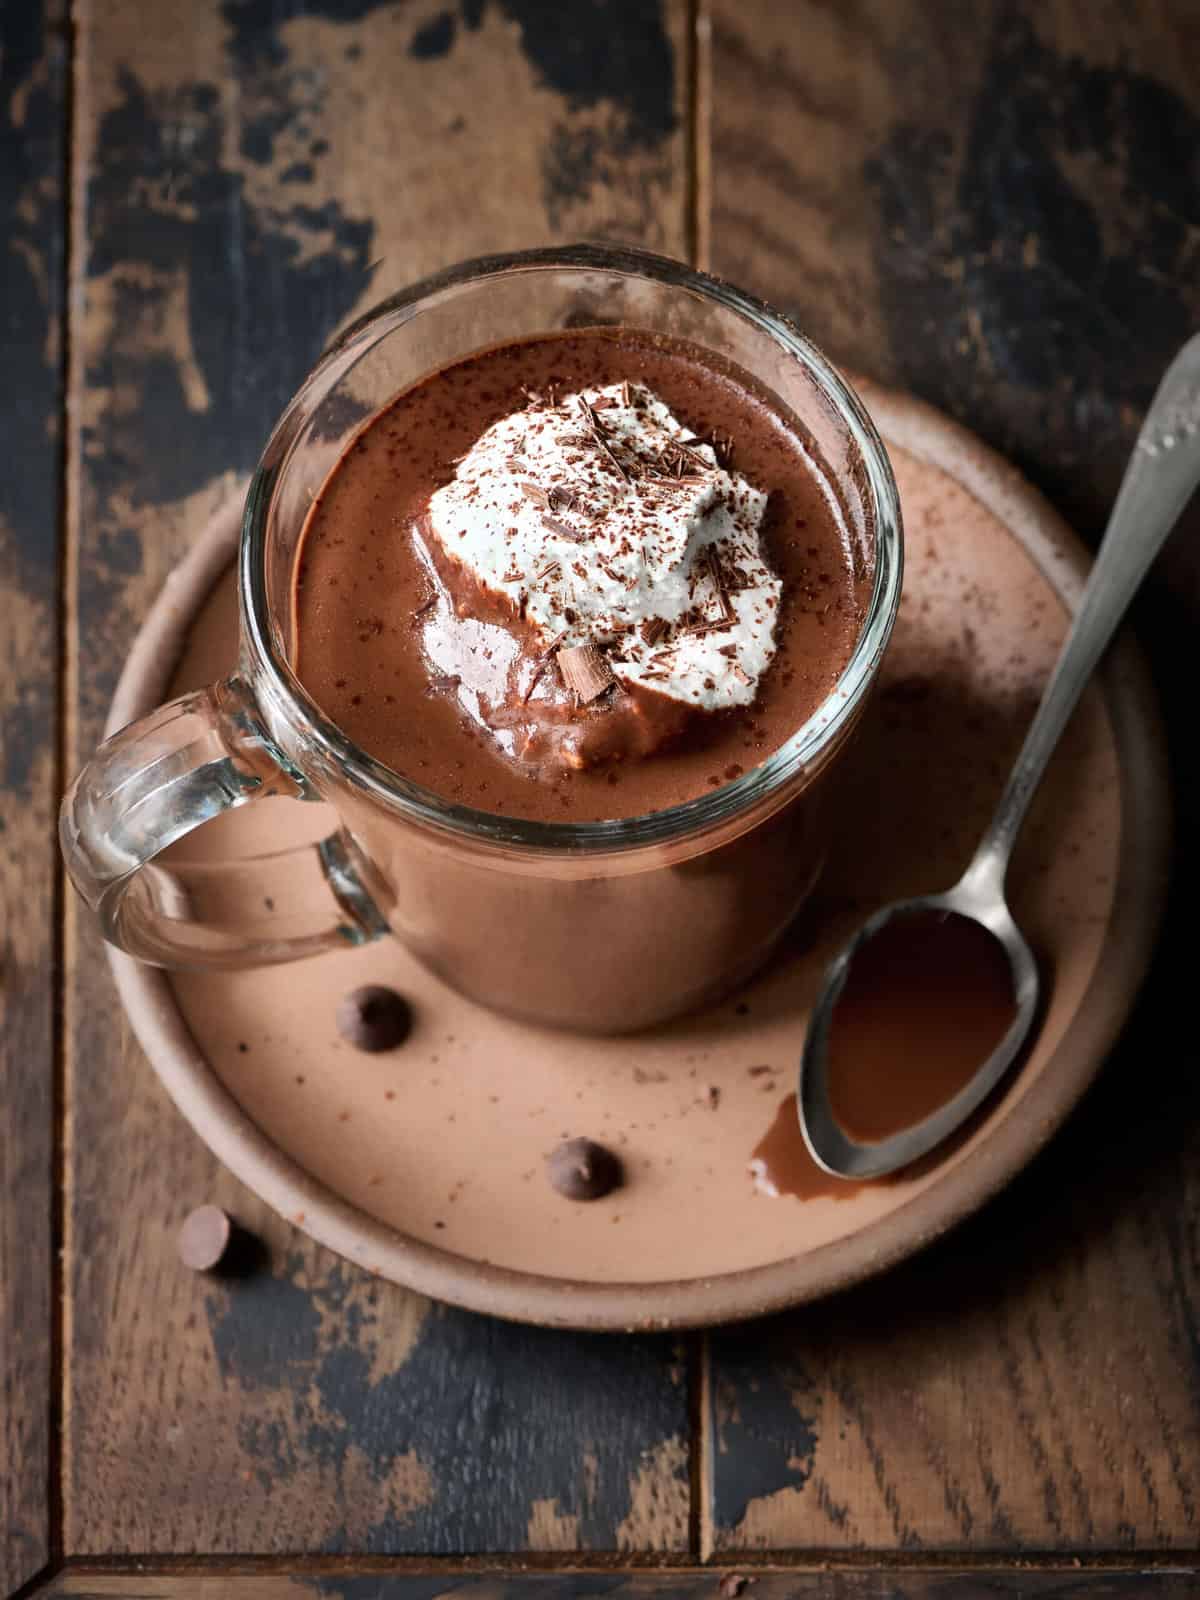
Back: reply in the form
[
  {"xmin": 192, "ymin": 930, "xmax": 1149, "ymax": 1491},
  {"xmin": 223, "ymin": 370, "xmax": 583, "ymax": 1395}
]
[{"xmin": 60, "ymin": 675, "xmax": 390, "ymax": 967}]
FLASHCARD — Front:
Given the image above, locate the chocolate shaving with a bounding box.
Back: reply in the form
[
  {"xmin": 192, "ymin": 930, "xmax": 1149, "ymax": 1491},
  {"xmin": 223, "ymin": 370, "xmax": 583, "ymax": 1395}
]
[
  {"xmin": 424, "ymin": 674, "xmax": 461, "ymax": 695},
  {"xmin": 621, "ymin": 379, "xmax": 631, "ymax": 408},
  {"xmin": 600, "ymin": 563, "xmax": 623, "ymax": 584},
  {"xmin": 717, "ymin": 643, "xmax": 738, "ymax": 658},
  {"xmin": 542, "ymin": 513, "xmax": 588, "ymax": 542},
  {"xmin": 534, "ymin": 559, "xmax": 561, "ymax": 582},
  {"xmin": 644, "ymin": 445, "xmax": 704, "ymax": 484},
  {"xmin": 414, "ymin": 595, "xmax": 437, "ymax": 617},
  {"xmin": 732, "ymin": 663, "xmax": 752, "ymax": 686},
  {"xmin": 522, "ymin": 661, "xmax": 549, "ymax": 703},
  {"xmin": 689, "ymin": 429, "xmax": 735, "ymax": 468},
  {"xmin": 578, "ymin": 396, "xmax": 630, "ymax": 483},
  {"xmin": 522, "ymin": 631, "xmax": 568, "ymax": 704},
  {"xmin": 546, "ymin": 485, "xmax": 577, "ymax": 514},
  {"xmin": 556, "ymin": 642, "xmax": 615, "ymax": 703},
  {"xmin": 539, "ymin": 629, "xmax": 569, "ymax": 658},
  {"xmin": 639, "ymin": 616, "xmax": 669, "ymax": 647},
  {"xmin": 707, "ymin": 549, "xmax": 735, "ymax": 623},
  {"xmin": 589, "ymin": 394, "xmax": 617, "ymax": 410},
  {"xmin": 520, "ymin": 481, "xmax": 550, "ymax": 508},
  {"xmin": 678, "ymin": 438, "xmax": 714, "ymax": 472},
  {"xmin": 682, "ymin": 617, "xmax": 733, "ymax": 636},
  {"xmin": 502, "ymin": 567, "xmax": 523, "ymax": 583}
]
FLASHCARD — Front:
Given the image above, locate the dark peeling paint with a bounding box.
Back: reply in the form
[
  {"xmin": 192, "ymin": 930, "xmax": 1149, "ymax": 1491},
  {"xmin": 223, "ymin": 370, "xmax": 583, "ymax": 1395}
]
[
  {"xmin": 866, "ymin": 12, "xmax": 1200, "ymax": 537},
  {"xmin": 478, "ymin": 0, "xmax": 676, "ymax": 146},
  {"xmin": 457, "ymin": 0, "xmax": 677, "ymax": 221},
  {"xmin": 84, "ymin": 66, "xmax": 374, "ymax": 512},
  {"xmin": 1, "ymin": 699, "xmax": 41, "ymax": 802},
  {"xmin": 410, "ymin": 9, "xmax": 457, "ymax": 58},
  {"xmin": 221, "ymin": 0, "xmax": 394, "ymax": 70},
  {"xmin": 205, "ymin": 1253, "xmax": 688, "ymax": 1553},
  {"xmin": 707, "ymin": 1320, "xmax": 819, "ymax": 1533},
  {"xmin": 0, "ymin": 0, "xmax": 65, "ymax": 580}
]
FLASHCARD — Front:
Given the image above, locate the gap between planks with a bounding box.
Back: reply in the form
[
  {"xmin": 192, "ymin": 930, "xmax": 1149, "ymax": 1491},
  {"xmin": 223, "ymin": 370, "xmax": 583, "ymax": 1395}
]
[
  {"xmin": 51, "ymin": 0, "xmax": 84, "ymax": 1579},
  {"xmin": 23, "ymin": 1550, "xmax": 1200, "ymax": 1580}
]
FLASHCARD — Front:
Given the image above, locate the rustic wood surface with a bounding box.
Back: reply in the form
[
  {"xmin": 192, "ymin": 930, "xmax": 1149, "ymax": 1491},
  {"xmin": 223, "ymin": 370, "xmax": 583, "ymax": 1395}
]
[
  {"xmin": 33, "ymin": 1570, "xmax": 1200, "ymax": 1600},
  {"xmin": 704, "ymin": 0, "xmax": 1200, "ymax": 1558},
  {"xmin": 0, "ymin": 2, "xmax": 66, "ymax": 1594},
  {"xmin": 0, "ymin": 0, "xmax": 1194, "ymax": 1592},
  {"xmin": 63, "ymin": 0, "xmax": 691, "ymax": 1562}
]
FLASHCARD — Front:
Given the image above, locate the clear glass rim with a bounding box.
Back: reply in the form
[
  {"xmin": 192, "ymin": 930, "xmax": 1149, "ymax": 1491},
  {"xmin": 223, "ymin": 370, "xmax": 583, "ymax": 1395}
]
[{"xmin": 241, "ymin": 242, "xmax": 903, "ymax": 854}]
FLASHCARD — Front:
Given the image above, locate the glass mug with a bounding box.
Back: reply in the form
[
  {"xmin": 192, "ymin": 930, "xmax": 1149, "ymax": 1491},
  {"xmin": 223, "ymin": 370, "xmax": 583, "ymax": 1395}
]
[{"xmin": 60, "ymin": 245, "xmax": 902, "ymax": 1033}]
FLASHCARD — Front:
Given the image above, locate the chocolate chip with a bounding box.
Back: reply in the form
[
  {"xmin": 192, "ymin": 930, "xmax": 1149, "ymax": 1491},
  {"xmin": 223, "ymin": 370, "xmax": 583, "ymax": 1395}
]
[
  {"xmin": 177, "ymin": 1205, "xmax": 232, "ymax": 1272},
  {"xmin": 337, "ymin": 985, "xmax": 413, "ymax": 1052},
  {"xmin": 546, "ymin": 1138, "xmax": 623, "ymax": 1202}
]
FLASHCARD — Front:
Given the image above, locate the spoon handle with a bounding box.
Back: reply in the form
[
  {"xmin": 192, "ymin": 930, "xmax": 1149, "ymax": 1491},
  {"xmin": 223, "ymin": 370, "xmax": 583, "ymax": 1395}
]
[{"xmin": 966, "ymin": 332, "xmax": 1200, "ymax": 890}]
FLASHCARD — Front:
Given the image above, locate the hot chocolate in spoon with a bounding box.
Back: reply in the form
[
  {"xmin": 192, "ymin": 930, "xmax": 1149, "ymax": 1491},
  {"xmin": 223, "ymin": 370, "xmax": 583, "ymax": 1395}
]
[{"xmin": 800, "ymin": 333, "xmax": 1200, "ymax": 1181}]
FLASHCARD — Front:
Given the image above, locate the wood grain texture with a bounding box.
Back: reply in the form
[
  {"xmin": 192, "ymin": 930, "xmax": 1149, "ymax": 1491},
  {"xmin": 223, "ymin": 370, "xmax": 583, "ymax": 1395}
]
[
  {"xmin": 0, "ymin": 1, "xmax": 66, "ymax": 1592},
  {"xmin": 708, "ymin": 0, "xmax": 1200, "ymax": 543},
  {"xmin": 64, "ymin": 0, "xmax": 690, "ymax": 1558},
  {"xmin": 705, "ymin": 0, "xmax": 1200, "ymax": 1556},
  {"xmin": 38, "ymin": 1565, "xmax": 1200, "ymax": 1598}
]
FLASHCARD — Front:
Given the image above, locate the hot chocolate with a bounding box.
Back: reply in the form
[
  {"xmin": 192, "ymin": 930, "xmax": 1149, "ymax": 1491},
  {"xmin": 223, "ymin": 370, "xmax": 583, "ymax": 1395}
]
[{"xmin": 293, "ymin": 329, "xmax": 867, "ymax": 821}]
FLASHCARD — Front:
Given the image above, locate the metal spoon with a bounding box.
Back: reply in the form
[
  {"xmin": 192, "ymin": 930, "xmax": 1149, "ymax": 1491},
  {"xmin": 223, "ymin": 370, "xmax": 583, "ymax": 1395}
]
[{"xmin": 799, "ymin": 332, "xmax": 1200, "ymax": 1180}]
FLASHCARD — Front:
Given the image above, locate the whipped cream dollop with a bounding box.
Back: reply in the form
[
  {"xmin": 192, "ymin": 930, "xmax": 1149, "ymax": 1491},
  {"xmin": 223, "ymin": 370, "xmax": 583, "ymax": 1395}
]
[{"xmin": 426, "ymin": 382, "xmax": 780, "ymax": 710}]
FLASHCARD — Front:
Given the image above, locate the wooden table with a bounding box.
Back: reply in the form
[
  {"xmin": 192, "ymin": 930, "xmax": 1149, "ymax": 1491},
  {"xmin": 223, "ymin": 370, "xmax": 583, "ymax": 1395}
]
[{"xmin": 4, "ymin": 3, "xmax": 1199, "ymax": 1595}]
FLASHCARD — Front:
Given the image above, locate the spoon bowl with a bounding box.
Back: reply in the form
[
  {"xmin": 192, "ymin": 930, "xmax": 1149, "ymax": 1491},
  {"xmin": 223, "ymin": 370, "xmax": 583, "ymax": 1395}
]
[{"xmin": 799, "ymin": 882, "xmax": 1039, "ymax": 1180}]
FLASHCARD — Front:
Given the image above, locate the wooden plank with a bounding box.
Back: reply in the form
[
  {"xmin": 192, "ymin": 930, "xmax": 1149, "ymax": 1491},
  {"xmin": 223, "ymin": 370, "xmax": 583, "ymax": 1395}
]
[
  {"xmin": 38, "ymin": 1564, "xmax": 1200, "ymax": 1598},
  {"xmin": 705, "ymin": 0, "xmax": 1200, "ymax": 1555},
  {"xmin": 707, "ymin": 0, "xmax": 1200, "ymax": 540},
  {"xmin": 0, "ymin": 1, "xmax": 67, "ymax": 1592},
  {"xmin": 65, "ymin": 0, "xmax": 691, "ymax": 1558}
]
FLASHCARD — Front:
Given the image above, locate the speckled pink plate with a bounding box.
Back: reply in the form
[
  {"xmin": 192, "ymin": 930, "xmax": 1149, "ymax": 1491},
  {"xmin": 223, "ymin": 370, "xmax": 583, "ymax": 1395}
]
[{"xmin": 106, "ymin": 386, "xmax": 1170, "ymax": 1329}]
